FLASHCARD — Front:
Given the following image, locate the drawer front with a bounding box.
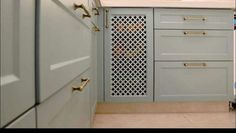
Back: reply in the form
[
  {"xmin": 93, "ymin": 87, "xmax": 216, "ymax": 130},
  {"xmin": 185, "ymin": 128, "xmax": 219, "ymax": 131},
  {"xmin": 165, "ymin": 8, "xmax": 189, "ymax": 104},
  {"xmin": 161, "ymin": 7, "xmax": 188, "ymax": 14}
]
[
  {"xmin": 155, "ymin": 30, "xmax": 234, "ymax": 61},
  {"xmin": 155, "ymin": 62, "xmax": 234, "ymax": 101},
  {"xmin": 6, "ymin": 108, "xmax": 36, "ymax": 128},
  {"xmin": 155, "ymin": 9, "xmax": 233, "ymax": 29},
  {"xmin": 39, "ymin": 0, "xmax": 92, "ymax": 102},
  {"xmin": 37, "ymin": 69, "xmax": 91, "ymax": 128}
]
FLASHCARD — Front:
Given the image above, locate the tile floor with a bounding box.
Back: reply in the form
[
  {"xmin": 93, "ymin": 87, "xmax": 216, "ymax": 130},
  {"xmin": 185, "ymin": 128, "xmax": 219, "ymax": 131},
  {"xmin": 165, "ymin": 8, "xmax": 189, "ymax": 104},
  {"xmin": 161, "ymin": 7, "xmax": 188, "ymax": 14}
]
[{"xmin": 93, "ymin": 112, "xmax": 236, "ymax": 128}]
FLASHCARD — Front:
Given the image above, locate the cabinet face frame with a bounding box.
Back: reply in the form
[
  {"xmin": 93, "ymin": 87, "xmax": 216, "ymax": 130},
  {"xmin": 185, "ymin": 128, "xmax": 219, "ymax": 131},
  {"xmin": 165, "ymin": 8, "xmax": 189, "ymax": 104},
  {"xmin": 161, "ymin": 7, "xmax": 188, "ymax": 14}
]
[{"xmin": 104, "ymin": 8, "xmax": 154, "ymax": 102}]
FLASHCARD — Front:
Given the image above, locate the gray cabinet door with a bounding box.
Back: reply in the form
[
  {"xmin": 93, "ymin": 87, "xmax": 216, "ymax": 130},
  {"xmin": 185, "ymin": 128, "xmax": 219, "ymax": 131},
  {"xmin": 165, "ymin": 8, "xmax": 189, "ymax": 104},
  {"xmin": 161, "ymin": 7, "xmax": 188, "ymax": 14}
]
[
  {"xmin": 6, "ymin": 108, "xmax": 36, "ymax": 128},
  {"xmin": 155, "ymin": 62, "xmax": 234, "ymax": 101},
  {"xmin": 38, "ymin": 0, "xmax": 92, "ymax": 102},
  {"xmin": 0, "ymin": 0, "xmax": 35, "ymax": 127},
  {"xmin": 104, "ymin": 8, "xmax": 154, "ymax": 102},
  {"xmin": 37, "ymin": 70, "xmax": 91, "ymax": 128},
  {"xmin": 155, "ymin": 30, "xmax": 234, "ymax": 61}
]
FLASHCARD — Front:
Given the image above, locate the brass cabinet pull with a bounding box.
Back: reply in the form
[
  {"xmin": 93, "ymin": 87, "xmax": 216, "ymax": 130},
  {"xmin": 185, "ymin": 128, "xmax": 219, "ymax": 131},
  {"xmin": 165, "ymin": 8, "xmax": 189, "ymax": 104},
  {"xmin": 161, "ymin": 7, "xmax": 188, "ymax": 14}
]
[
  {"xmin": 183, "ymin": 16, "xmax": 207, "ymax": 21},
  {"xmin": 184, "ymin": 63, "xmax": 207, "ymax": 67},
  {"xmin": 72, "ymin": 78, "xmax": 90, "ymax": 92},
  {"xmin": 74, "ymin": 3, "xmax": 91, "ymax": 19},
  {"xmin": 105, "ymin": 9, "xmax": 109, "ymax": 28},
  {"xmin": 92, "ymin": 22, "xmax": 100, "ymax": 32},
  {"xmin": 183, "ymin": 31, "xmax": 206, "ymax": 36},
  {"xmin": 92, "ymin": 8, "xmax": 100, "ymax": 15}
]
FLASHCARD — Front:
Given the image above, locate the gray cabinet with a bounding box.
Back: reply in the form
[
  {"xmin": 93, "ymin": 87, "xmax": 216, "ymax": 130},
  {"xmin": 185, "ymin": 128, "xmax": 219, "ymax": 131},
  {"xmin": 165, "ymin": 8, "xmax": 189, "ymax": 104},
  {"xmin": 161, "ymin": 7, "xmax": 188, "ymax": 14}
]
[
  {"xmin": 155, "ymin": 8, "xmax": 234, "ymax": 102},
  {"xmin": 104, "ymin": 8, "xmax": 154, "ymax": 102},
  {"xmin": 6, "ymin": 108, "xmax": 36, "ymax": 128},
  {"xmin": 155, "ymin": 30, "xmax": 234, "ymax": 61},
  {"xmin": 38, "ymin": 0, "xmax": 92, "ymax": 102},
  {"xmin": 155, "ymin": 62, "xmax": 234, "ymax": 101},
  {"xmin": 154, "ymin": 9, "xmax": 233, "ymax": 29},
  {"xmin": 0, "ymin": 0, "xmax": 35, "ymax": 127},
  {"xmin": 37, "ymin": 70, "xmax": 91, "ymax": 128},
  {"xmin": 37, "ymin": 0, "xmax": 98, "ymax": 128}
]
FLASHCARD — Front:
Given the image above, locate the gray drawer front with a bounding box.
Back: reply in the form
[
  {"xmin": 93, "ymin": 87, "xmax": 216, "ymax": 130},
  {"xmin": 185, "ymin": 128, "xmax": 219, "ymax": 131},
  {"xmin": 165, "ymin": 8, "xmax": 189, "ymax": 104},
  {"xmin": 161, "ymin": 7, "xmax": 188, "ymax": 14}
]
[
  {"xmin": 39, "ymin": 0, "xmax": 92, "ymax": 102},
  {"xmin": 155, "ymin": 9, "xmax": 233, "ymax": 29},
  {"xmin": 155, "ymin": 30, "xmax": 233, "ymax": 61},
  {"xmin": 155, "ymin": 62, "xmax": 234, "ymax": 101},
  {"xmin": 37, "ymin": 69, "xmax": 91, "ymax": 128}
]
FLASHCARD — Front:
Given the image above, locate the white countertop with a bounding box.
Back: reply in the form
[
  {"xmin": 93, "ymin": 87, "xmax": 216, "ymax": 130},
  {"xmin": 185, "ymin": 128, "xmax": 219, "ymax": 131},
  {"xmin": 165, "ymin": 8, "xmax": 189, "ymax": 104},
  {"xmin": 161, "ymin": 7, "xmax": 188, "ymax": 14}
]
[{"xmin": 100, "ymin": 0, "xmax": 235, "ymax": 9}]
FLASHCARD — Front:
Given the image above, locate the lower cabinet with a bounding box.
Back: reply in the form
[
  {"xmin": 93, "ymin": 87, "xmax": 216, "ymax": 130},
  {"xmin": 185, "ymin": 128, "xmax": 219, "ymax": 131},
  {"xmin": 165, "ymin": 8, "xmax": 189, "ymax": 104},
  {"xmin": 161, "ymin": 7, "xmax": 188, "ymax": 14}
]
[
  {"xmin": 6, "ymin": 108, "xmax": 36, "ymax": 128},
  {"xmin": 37, "ymin": 70, "xmax": 91, "ymax": 128},
  {"xmin": 155, "ymin": 62, "xmax": 234, "ymax": 101}
]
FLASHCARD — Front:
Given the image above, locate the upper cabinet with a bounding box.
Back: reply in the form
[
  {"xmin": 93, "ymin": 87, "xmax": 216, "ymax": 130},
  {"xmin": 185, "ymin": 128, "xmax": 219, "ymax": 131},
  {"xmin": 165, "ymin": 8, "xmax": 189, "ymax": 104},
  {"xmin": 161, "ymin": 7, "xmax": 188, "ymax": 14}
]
[{"xmin": 0, "ymin": 0, "xmax": 35, "ymax": 127}]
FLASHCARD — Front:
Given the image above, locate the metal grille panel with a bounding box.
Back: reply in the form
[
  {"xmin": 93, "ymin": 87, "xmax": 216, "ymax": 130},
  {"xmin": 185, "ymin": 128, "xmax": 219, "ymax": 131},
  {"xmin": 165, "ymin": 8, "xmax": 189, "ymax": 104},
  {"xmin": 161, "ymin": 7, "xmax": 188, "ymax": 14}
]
[{"xmin": 110, "ymin": 15, "xmax": 147, "ymax": 97}]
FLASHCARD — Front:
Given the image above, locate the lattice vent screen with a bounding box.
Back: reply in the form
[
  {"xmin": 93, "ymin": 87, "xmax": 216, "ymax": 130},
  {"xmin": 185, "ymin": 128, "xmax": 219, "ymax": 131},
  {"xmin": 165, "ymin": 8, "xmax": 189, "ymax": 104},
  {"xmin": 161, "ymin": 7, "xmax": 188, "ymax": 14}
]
[{"xmin": 110, "ymin": 15, "xmax": 147, "ymax": 97}]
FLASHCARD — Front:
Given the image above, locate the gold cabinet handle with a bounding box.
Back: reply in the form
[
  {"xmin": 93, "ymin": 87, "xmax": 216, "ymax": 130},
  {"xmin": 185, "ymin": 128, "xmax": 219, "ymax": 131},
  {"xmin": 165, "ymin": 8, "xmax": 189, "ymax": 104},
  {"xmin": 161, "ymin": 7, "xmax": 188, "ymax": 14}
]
[
  {"xmin": 74, "ymin": 3, "xmax": 91, "ymax": 19},
  {"xmin": 184, "ymin": 63, "xmax": 207, "ymax": 67},
  {"xmin": 72, "ymin": 78, "xmax": 90, "ymax": 92},
  {"xmin": 105, "ymin": 9, "xmax": 109, "ymax": 28},
  {"xmin": 92, "ymin": 23, "xmax": 100, "ymax": 32},
  {"xmin": 183, "ymin": 31, "xmax": 206, "ymax": 36},
  {"xmin": 92, "ymin": 8, "xmax": 99, "ymax": 15},
  {"xmin": 183, "ymin": 16, "xmax": 207, "ymax": 21}
]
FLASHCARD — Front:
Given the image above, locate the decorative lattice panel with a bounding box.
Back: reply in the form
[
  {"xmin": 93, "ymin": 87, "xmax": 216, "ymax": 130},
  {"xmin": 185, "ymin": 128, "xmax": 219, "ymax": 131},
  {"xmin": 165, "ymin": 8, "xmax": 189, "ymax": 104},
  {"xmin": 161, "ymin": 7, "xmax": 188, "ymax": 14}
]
[{"xmin": 110, "ymin": 15, "xmax": 147, "ymax": 97}]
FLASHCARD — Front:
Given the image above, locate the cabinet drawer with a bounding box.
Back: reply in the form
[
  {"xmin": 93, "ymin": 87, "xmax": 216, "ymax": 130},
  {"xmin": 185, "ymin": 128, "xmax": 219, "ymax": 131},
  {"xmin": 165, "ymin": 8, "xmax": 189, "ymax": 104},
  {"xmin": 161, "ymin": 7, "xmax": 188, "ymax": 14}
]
[
  {"xmin": 154, "ymin": 9, "xmax": 233, "ymax": 29},
  {"xmin": 6, "ymin": 108, "xmax": 36, "ymax": 128},
  {"xmin": 37, "ymin": 69, "xmax": 91, "ymax": 128},
  {"xmin": 39, "ymin": 0, "xmax": 92, "ymax": 102},
  {"xmin": 155, "ymin": 30, "xmax": 233, "ymax": 61},
  {"xmin": 155, "ymin": 62, "xmax": 234, "ymax": 101}
]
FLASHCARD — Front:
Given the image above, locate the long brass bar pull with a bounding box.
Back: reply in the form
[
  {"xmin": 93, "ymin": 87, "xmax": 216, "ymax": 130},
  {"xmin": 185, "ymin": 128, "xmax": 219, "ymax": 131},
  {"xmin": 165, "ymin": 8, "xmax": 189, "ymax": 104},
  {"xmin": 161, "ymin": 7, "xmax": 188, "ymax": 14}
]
[
  {"xmin": 105, "ymin": 9, "xmax": 109, "ymax": 28},
  {"xmin": 183, "ymin": 31, "xmax": 206, "ymax": 36},
  {"xmin": 183, "ymin": 63, "xmax": 207, "ymax": 68},
  {"xmin": 92, "ymin": 8, "xmax": 100, "ymax": 15},
  {"xmin": 72, "ymin": 78, "xmax": 90, "ymax": 92},
  {"xmin": 183, "ymin": 16, "xmax": 207, "ymax": 21},
  {"xmin": 74, "ymin": 3, "xmax": 91, "ymax": 19}
]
